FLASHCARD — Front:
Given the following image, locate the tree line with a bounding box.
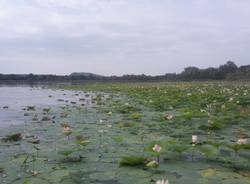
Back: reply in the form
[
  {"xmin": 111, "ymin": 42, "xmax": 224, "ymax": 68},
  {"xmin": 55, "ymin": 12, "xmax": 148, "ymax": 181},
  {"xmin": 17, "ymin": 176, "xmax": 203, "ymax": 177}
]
[{"xmin": 0, "ymin": 61, "xmax": 250, "ymax": 82}]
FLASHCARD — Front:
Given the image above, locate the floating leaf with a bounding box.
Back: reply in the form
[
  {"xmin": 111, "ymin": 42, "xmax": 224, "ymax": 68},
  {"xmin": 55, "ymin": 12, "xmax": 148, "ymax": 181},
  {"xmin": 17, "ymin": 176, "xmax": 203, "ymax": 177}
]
[
  {"xmin": 119, "ymin": 156, "xmax": 147, "ymax": 167},
  {"xmin": 199, "ymin": 144, "xmax": 219, "ymax": 157}
]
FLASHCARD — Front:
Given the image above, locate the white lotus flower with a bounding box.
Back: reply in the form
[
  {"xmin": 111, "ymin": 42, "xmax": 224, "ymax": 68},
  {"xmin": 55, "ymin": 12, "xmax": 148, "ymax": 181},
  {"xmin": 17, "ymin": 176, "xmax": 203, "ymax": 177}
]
[
  {"xmin": 98, "ymin": 130, "xmax": 108, "ymax": 133},
  {"xmin": 192, "ymin": 135, "xmax": 198, "ymax": 144},
  {"xmin": 156, "ymin": 179, "xmax": 169, "ymax": 184},
  {"xmin": 200, "ymin": 109, "xmax": 206, "ymax": 113}
]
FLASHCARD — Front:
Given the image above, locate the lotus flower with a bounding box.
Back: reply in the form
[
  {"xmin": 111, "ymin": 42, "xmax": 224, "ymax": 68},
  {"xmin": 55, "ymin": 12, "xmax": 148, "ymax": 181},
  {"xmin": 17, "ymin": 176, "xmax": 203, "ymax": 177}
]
[
  {"xmin": 237, "ymin": 138, "xmax": 247, "ymax": 145},
  {"xmin": 30, "ymin": 170, "xmax": 39, "ymax": 176},
  {"xmin": 107, "ymin": 124, "xmax": 112, "ymax": 128},
  {"xmin": 192, "ymin": 135, "xmax": 198, "ymax": 144},
  {"xmin": 156, "ymin": 179, "xmax": 169, "ymax": 184},
  {"xmin": 200, "ymin": 109, "xmax": 206, "ymax": 113},
  {"xmin": 98, "ymin": 129, "xmax": 108, "ymax": 133},
  {"xmin": 63, "ymin": 126, "xmax": 72, "ymax": 136},
  {"xmin": 152, "ymin": 144, "xmax": 162, "ymax": 153},
  {"xmin": 165, "ymin": 114, "xmax": 173, "ymax": 120}
]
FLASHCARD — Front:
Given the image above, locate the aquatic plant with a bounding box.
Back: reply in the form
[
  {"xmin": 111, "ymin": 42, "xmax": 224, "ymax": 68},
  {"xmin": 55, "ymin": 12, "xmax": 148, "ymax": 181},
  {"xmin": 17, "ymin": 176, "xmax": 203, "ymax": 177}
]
[
  {"xmin": 198, "ymin": 144, "xmax": 219, "ymax": 158},
  {"xmin": 130, "ymin": 112, "xmax": 143, "ymax": 120},
  {"xmin": 58, "ymin": 149, "xmax": 76, "ymax": 157},
  {"xmin": 146, "ymin": 160, "xmax": 159, "ymax": 168},
  {"xmin": 208, "ymin": 117, "xmax": 224, "ymax": 130},
  {"xmin": 107, "ymin": 111, "xmax": 113, "ymax": 115},
  {"xmin": 156, "ymin": 179, "xmax": 169, "ymax": 184},
  {"xmin": 164, "ymin": 114, "xmax": 174, "ymax": 120},
  {"xmin": 152, "ymin": 144, "xmax": 162, "ymax": 153},
  {"xmin": 3, "ymin": 133, "xmax": 22, "ymax": 142},
  {"xmin": 119, "ymin": 156, "xmax": 147, "ymax": 167},
  {"xmin": 227, "ymin": 141, "xmax": 250, "ymax": 157},
  {"xmin": 152, "ymin": 144, "xmax": 162, "ymax": 163},
  {"xmin": 191, "ymin": 135, "xmax": 198, "ymax": 161},
  {"xmin": 43, "ymin": 108, "xmax": 51, "ymax": 114},
  {"xmin": 192, "ymin": 135, "xmax": 198, "ymax": 145},
  {"xmin": 237, "ymin": 138, "xmax": 248, "ymax": 145},
  {"xmin": 75, "ymin": 135, "xmax": 90, "ymax": 146},
  {"xmin": 62, "ymin": 124, "xmax": 72, "ymax": 140},
  {"xmin": 167, "ymin": 142, "xmax": 189, "ymax": 157},
  {"xmin": 26, "ymin": 106, "xmax": 36, "ymax": 111},
  {"xmin": 32, "ymin": 114, "xmax": 38, "ymax": 121},
  {"xmin": 30, "ymin": 154, "xmax": 38, "ymax": 176},
  {"xmin": 2, "ymin": 83, "xmax": 250, "ymax": 183},
  {"xmin": 117, "ymin": 122, "xmax": 137, "ymax": 128},
  {"xmin": 60, "ymin": 112, "xmax": 68, "ymax": 118},
  {"xmin": 27, "ymin": 137, "xmax": 40, "ymax": 144},
  {"xmin": 41, "ymin": 116, "xmax": 51, "ymax": 121},
  {"xmin": 115, "ymin": 102, "xmax": 139, "ymax": 114}
]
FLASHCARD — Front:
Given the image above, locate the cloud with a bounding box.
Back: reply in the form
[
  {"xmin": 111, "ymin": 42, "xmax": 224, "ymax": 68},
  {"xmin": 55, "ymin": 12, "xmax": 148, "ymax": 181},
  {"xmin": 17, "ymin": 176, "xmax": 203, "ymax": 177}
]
[{"xmin": 0, "ymin": 0, "xmax": 250, "ymax": 75}]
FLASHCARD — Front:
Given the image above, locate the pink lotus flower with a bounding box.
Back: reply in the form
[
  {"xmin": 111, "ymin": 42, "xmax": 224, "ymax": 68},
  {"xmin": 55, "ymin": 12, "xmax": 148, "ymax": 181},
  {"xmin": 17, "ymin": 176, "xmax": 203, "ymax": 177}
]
[
  {"xmin": 237, "ymin": 138, "xmax": 247, "ymax": 145},
  {"xmin": 152, "ymin": 144, "xmax": 162, "ymax": 153},
  {"xmin": 63, "ymin": 126, "xmax": 72, "ymax": 136}
]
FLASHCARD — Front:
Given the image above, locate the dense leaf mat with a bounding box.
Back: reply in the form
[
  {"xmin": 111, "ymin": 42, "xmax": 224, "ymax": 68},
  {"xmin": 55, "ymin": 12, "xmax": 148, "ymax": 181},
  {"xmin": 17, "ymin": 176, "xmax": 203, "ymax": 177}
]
[{"xmin": 0, "ymin": 82, "xmax": 250, "ymax": 184}]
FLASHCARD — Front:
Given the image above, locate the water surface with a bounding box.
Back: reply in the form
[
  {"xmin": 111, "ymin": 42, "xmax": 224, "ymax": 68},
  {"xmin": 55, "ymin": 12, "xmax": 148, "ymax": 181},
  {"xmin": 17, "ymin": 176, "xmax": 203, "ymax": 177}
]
[{"xmin": 0, "ymin": 85, "xmax": 84, "ymax": 127}]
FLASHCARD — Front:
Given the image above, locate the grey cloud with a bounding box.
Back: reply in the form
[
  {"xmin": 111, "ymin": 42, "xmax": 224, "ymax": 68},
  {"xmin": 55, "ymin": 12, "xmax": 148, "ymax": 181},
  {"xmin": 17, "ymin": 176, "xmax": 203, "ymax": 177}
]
[{"xmin": 0, "ymin": 0, "xmax": 250, "ymax": 75}]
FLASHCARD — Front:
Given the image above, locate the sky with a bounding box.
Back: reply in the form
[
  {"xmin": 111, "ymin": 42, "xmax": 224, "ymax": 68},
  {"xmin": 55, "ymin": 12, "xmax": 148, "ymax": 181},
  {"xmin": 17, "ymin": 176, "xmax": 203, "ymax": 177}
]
[{"xmin": 0, "ymin": 0, "xmax": 250, "ymax": 76}]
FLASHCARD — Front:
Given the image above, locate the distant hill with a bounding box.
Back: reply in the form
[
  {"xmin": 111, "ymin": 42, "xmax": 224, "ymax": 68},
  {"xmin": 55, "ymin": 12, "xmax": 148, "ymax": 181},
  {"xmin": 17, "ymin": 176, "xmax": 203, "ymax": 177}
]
[{"xmin": 69, "ymin": 72, "xmax": 103, "ymax": 78}]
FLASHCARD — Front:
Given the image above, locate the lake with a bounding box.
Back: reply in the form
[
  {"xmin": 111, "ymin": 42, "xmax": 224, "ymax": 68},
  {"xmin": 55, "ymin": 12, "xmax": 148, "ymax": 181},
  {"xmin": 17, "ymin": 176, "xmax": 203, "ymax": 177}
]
[
  {"xmin": 0, "ymin": 83, "xmax": 250, "ymax": 184},
  {"xmin": 0, "ymin": 85, "xmax": 87, "ymax": 127}
]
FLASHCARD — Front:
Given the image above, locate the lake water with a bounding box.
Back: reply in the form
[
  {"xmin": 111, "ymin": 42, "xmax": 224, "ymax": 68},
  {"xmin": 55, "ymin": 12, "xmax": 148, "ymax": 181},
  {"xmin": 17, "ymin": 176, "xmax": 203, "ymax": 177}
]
[{"xmin": 0, "ymin": 85, "xmax": 86, "ymax": 127}]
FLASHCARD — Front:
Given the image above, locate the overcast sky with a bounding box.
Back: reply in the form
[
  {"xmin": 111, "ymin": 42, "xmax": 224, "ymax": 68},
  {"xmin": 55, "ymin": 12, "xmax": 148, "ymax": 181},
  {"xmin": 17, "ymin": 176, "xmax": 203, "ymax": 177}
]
[{"xmin": 0, "ymin": 0, "xmax": 249, "ymax": 75}]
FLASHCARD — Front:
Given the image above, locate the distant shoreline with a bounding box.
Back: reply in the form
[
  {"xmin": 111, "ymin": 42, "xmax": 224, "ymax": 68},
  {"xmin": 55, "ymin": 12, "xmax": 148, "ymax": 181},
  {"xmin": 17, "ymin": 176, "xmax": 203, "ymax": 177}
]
[{"xmin": 1, "ymin": 61, "xmax": 250, "ymax": 82}]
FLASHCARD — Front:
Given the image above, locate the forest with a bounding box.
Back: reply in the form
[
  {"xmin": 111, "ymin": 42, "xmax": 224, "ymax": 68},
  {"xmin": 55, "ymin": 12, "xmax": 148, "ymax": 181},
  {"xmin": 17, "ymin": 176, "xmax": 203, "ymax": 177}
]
[{"xmin": 1, "ymin": 61, "xmax": 250, "ymax": 82}]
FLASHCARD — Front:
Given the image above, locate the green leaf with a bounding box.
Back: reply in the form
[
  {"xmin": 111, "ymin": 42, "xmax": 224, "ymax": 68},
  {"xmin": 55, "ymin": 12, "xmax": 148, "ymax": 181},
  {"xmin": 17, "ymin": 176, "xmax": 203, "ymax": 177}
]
[
  {"xmin": 22, "ymin": 180, "xmax": 32, "ymax": 184},
  {"xmin": 199, "ymin": 144, "xmax": 219, "ymax": 157},
  {"xmin": 119, "ymin": 156, "xmax": 147, "ymax": 167}
]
